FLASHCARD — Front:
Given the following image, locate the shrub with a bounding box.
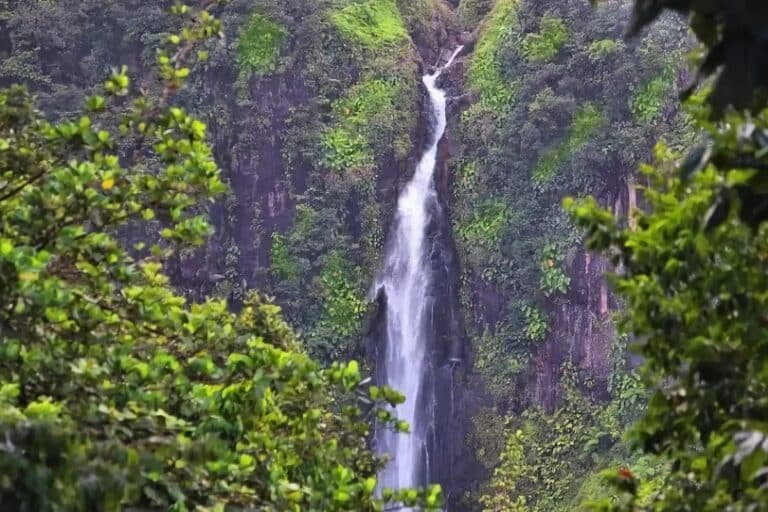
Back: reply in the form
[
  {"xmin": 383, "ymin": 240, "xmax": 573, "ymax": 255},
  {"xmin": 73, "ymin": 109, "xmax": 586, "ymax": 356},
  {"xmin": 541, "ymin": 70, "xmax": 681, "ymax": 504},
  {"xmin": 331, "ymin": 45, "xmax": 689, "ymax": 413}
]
[
  {"xmin": 588, "ymin": 38, "xmax": 619, "ymax": 60},
  {"xmin": 521, "ymin": 16, "xmax": 568, "ymax": 62},
  {"xmin": 318, "ymin": 251, "xmax": 366, "ymax": 339},
  {"xmin": 630, "ymin": 65, "xmax": 675, "ymax": 122},
  {"xmin": 457, "ymin": 198, "xmax": 512, "ymax": 252},
  {"xmin": 521, "ymin": 304, "xmax": 549, "ymax": 342},
  {"xmin": 270, "ymin": 232, "xmax": 299, "ymax": 282},
  {"xmin": 539, "ymin": 243, "xmax": 571, "ymax": 297},
  {"xmin": 320, "ymin": 125, "xmax": 373, "ymax": 173}
]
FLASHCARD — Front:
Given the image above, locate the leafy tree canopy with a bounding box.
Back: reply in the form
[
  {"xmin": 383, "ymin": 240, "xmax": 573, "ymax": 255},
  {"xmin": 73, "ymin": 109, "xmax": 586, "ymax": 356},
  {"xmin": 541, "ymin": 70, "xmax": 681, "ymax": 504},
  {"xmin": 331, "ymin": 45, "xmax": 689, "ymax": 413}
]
[{"xmin": 569, "ymin": 109, "xmax": 768, "ymax": 512}]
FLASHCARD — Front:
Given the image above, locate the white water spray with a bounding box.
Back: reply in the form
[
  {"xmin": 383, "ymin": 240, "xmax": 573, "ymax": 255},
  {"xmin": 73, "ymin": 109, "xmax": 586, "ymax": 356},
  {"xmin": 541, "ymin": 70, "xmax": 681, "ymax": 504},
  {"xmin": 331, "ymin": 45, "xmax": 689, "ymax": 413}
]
[{"xmin": 376, "ymin": 46, "xmax": 463, "ymax": 496}]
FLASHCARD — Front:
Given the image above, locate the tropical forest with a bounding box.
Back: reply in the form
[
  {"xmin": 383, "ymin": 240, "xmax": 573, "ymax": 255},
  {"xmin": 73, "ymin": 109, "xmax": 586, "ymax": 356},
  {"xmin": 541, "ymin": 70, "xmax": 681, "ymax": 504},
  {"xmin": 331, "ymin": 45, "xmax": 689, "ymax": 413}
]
[{"xmin": 1, "ymin": 0, "xmax": 768, "ymax": 510}]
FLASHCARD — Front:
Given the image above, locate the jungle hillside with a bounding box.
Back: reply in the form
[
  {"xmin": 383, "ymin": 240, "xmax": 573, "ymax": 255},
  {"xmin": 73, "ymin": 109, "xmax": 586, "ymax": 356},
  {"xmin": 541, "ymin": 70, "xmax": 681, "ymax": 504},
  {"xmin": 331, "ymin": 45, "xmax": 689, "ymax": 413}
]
[{"xmin": 1, "ymin": 0, "xmax": 768, "ymax": 511}]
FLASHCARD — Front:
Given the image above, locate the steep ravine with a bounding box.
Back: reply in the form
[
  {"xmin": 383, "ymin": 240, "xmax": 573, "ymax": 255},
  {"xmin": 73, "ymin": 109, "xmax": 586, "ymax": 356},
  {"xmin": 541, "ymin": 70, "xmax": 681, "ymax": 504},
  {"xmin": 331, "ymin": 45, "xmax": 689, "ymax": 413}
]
[{"xmin": 192, "ymin": 4, "xmax": 488, "ymax": 500}]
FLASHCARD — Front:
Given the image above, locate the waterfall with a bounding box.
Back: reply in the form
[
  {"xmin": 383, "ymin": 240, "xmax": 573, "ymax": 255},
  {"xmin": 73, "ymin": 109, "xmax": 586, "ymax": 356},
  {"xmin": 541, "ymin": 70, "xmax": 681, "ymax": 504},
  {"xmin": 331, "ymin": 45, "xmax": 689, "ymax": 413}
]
[{"xmin": 376, "ymin": 46, "xmax": 463, "ymax": 498}]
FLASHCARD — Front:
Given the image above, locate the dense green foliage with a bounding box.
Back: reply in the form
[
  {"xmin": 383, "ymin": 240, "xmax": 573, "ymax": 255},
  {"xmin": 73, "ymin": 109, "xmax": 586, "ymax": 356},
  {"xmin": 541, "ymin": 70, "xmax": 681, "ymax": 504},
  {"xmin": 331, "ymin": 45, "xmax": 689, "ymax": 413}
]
[
  {"xmin": 629, "ymin": 64, "xmax": 674, "ymax": 123},
  {"xmin": 465, "ymin": 0, "xmax": 519, "ymax": 118},
  {"xmin": 532, "ymin": 103, "xmax": 605, "ymax": 185},
  {"xmin": 269, "ymin": 232, "xmax": 300, "ymax": 283},
  {"xmin": 538, "ymin": 243, "xmax": 570, "ymax": 297},
  {"xmin": 569, "ymin": 115, "xmax": 768, "ymax": 510},
  {"xmin": 455, "ymin": 0, "xmax": 690, "ymax": 403},
  {"xmin": 0, "ymin": 0, "xmax": 428, "ymax": 366},
  {"xmin": 617, "ymin": 1, "xmax": 768, "ymax": 231},
  {"xmin": 456, "ymin": 0, "xmax": 694, "ymax": 508},
  {"xmin": 8, "ymin": 0, "xmax": 753, "ymax": 510},
  {"xmin": 245, "ymin": 0, "xmax": 424, "ymax": 363},
  {"xmin": 521, "ymin": 16, "xmax": 568, "ymax": 62},
  {"xmin": 482, "ymin": 364, "xmax": 645, "ymax": 511},
  {"xmin": 621, "ymin": 0, "xmax": 768, "ymax": 115},
  {"xmin": 312, "ymin": 251, "xmax": 367, "ymax": 360},
  {"xmin": 321, "ymin": 76, "xmax": 412, "ymax": 174},
  {"xmin": 471, "ymin": 2, "xmax": 768, "ymax": 510}
]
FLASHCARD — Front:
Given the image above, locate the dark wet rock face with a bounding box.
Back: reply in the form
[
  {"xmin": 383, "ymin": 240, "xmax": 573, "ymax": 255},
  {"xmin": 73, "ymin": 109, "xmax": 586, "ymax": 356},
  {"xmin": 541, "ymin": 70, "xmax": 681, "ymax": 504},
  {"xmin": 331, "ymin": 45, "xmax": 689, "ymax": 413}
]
[{"xmin": 530, "ymin": 249, "xmax": 617, "ymax": 411}]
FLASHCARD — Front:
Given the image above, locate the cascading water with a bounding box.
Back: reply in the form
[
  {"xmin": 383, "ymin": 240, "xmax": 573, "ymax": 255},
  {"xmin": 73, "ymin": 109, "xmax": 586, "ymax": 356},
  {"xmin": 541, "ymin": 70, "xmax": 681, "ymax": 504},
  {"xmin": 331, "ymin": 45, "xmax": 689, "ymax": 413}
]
[{"xmin": 375, "ymin": 46, "xmax": 463, "ymax": 497}]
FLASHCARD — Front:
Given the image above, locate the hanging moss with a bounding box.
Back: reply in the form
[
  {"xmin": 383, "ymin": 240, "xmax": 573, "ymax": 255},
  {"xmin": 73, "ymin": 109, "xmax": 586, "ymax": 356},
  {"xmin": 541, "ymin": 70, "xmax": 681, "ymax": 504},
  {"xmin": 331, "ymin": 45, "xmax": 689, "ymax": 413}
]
[
  {"xmin": 532, "ymin": 103, "xmax": 605, "ymax": 184},
  {"xmin": 269, "ymin": 232, "xmax": 299, "ymax": 283},
  {"xmin": 236, "ymin": 12, "xmax": 285, "ymax": 76},
  {"xmin": 465, "ymin": 0, "xmax": 520, "ymax": 117},
  {"xmin": 329, "ymin": 0, "xmax": 408, "ymax": 49}
]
